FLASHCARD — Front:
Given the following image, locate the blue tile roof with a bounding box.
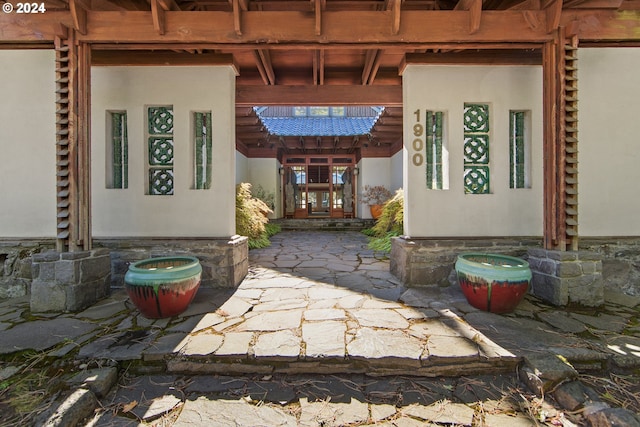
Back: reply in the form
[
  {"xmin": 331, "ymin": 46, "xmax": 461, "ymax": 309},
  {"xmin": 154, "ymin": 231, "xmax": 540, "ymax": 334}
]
[{"xmin": 259, "ymin": 117, "xmax": 377, "ymax": 136}]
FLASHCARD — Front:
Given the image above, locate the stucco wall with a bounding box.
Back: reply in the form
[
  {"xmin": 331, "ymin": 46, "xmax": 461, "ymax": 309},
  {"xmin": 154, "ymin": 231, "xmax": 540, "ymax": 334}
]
[
  {"xmin": 390, "ymin": 150, "xmax": 403, "ymax": 193},
  {"xmin": 358, "ymin": 157, "xmax": 393, "ymax": 219},
  {"xmin": 91, "ymin": 66, "xmax": 236, "ymax": 237},
  {"xmin": 579, "ymin": 48, "xmax": 640, "ymax": 237},
  {"xmin": 247, "ymin": 157, "xmax": 281, "ymax": 218},
  {"xmin": 0, "ymin": 50, "xmax": 56, "ymax": 238},
  {"xmin": 236, "ymin": 151, "xmax": 248, "ymax": 184},
  {"xmin": 402, "ymin": 65, "xmax": 543, "ymax": 237}
]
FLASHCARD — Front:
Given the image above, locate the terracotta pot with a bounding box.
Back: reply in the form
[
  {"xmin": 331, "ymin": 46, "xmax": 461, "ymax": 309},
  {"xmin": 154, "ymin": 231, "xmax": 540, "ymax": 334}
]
[
  {"xmin": 455, "ymin": 253, "xmax": 531, "ymax": 314},
  {"xmin": 125, "ymin": 256, "xmax": 202, "ymax": 319},
  {"xmin": 369, "ymin": 204, "xmax": 384, "ymax": 219}
]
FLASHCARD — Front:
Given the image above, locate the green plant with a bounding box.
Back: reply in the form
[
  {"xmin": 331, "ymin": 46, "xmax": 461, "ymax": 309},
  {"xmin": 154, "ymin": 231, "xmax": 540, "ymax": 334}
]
[
  {"xmin": 236, "ymin": 183, "xmax": 280, "ymax": 249},
  {"xmin": 365, "ymin": 188, "xmax": 403, "ymax": 252},
  {"xmin": 360, "ymin": 185, "xmax": 393, "ymax": 205},
  {"xmin": 252, "ymin": 184, "xmax": 276, "ymax": 210}
]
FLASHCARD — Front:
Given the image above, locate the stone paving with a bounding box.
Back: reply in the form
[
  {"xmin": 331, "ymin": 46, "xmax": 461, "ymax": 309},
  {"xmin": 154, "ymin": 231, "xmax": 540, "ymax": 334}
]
[{"xmin": 1, "ymin": 230, "xmax": 639, "ymax": 426}]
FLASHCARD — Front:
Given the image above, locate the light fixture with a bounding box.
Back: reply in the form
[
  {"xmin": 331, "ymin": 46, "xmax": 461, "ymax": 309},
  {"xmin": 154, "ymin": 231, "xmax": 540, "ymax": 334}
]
[
  {"xmin": 353, "ymin": 167, "xmax": 359, "ymax": 176},
  {"xmin": 279, "ymin": 167, "xmax": 285, "ymax": 175}
]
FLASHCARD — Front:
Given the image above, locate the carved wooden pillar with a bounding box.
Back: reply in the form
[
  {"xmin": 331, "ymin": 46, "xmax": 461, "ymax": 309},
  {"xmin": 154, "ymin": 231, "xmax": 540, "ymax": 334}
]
[
  {"xmin": 55, "ymin": 30, "xmax": 91, "ymax": 252},
  {"xmin": 542, "ymin": 28, "xmax": 579, "ymax": 251}
]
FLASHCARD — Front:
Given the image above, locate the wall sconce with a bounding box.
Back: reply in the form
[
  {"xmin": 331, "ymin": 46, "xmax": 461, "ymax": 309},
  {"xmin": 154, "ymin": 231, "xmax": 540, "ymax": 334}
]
[
  {"xmin": 279, "ymin": 167, "xmax": 285, "ymax": 176},
  {"xmin": 353, "ymin": 167, "xmax": 359, "ymax": 176}
]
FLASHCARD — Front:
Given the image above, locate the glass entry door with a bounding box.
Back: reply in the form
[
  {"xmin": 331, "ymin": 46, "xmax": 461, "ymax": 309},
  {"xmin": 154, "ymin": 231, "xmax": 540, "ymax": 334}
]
[{"xmin": 283, "ymin": 156, "xmax": 355, "ymax": 218}]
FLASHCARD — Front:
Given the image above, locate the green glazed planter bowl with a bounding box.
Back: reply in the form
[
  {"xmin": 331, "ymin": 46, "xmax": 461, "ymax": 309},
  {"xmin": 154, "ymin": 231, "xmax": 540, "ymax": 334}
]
[
  {"xmin": 124, "ymin": 256, "xmax": 202, "ymax": 319},
  {"xmin": 455, "ymin": 253, "xmax": 531, "ymax": 314}
]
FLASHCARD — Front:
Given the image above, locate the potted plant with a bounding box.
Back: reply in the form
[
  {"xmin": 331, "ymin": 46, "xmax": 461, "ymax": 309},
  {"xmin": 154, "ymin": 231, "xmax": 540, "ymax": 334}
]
[{"xmin": 360, "ymin": 185, "xmax": 393, "ymax": 219}]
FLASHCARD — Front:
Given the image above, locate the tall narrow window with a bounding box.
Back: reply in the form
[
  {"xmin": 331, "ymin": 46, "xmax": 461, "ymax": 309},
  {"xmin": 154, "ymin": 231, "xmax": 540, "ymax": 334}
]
[
  {"xmin": 107, "ymin": 111, "xmax": 128, "ymax": 189},
  {"xmin": 147, "ymin": 106, "xmax": 174, "ymax": 195},
  {"xmin": 463, "ymin": 103, "xmax": 490, "ymax": 194},
  {"xmin": 425, "ymin": 111, "xmax": 445, "ymax": 190},
  {"xmin": 509, "ymin": 110, "xmax": 530, "ymax": 189},
  {"xmin": 194, "ymin": 111, "xmax": 212, "ymax": 189}
]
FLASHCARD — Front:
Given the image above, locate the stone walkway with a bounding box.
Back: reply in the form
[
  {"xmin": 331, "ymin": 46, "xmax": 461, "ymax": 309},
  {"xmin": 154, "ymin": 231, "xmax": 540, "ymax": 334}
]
[{"xmin": 1, "ymin": 231, "xmax": 639, "ymax": 426}]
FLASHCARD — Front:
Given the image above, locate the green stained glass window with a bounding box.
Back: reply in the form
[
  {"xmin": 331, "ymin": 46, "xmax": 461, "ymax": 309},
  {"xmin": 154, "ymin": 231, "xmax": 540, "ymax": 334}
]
[
  {"xmin": 425, "ymin": 111, "xmax": 444, "ymax": 190},
  {"xmin": 109, "ymin": 111, "xmax": 128, "ymax": 189},
  {"xmin": 194, "ymin": 111, "xmax": 213, "ymax": 190},
  {"xmin": 147, "ymin": 106, "xmax": 174, "ymax": 195},
  {"xmin": 509, "ymin": 111, "xmax": 528, "ymax": 189},
  {"xmin": 463, "ymin": 103, "xmax": 490, "ymax": 194}
]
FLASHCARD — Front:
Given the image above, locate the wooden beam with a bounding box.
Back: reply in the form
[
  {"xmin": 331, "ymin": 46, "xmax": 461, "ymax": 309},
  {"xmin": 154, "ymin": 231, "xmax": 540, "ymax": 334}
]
[
  {"xmin": 91, "ymin": 51, "xmax": 238, "ymax": 71},
  {"xmin": 400, "ymin": 50, "xmax": 543, "ymax": 72},
  {"xmin": 158, "ymin": 0, "xmax": 181, "ymax": 11},
  {"xmin": 150, "ymin": 0, "xmax": 166, "ymax": 35},
  {"xmin": 236, "ymin": 85, "xmax": 402, "ymax": 106},
  {"xmin": 69, "ymin": 0, "xmax": 89, "ymax": 35},
  {"xmin": 1, "ymin": 10, "xmax": 639, "ymax": 44},
  {"xmin": 545, "ymin": 0, "xmax": 563, "ymax": 33},
  {"xmin": 319, "ymin": 49, "xmax": 325, "ymax": 85},
  {"xmin": 315, "ymin": 0, "xmax": 325, "ymax": 36}
]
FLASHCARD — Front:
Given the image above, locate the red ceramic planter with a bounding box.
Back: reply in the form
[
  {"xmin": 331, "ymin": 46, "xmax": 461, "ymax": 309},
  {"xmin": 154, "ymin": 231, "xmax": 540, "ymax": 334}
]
[
  {"xmin": 124, "ymin": 256, "xmax": 202, "ymax": 319},
  {"xmin": 455, "ymin": 253, "xmax": 531, "ymax": 314}
]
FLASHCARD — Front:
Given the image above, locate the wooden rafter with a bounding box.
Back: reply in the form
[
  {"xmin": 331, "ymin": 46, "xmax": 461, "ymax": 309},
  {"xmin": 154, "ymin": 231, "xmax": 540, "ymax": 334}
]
[
  {"xmin": 69, "ymin": 0, "xmax": 89, "ymax": 34},
  {"xmin": 236, "ymin": 85, "xmax": 402, "ymax": 106},
  {"xmin": 545, "ymin": 0, "xmax": 563, "ymax": 32},
  {"xmin": 151, "ymin": 0, "xmax": 167, "ymax": 35},
  {"xmin": 256, "ymin": 49, "xmax": 276, "ymax": 84},
  {"xmin": 233, "ymin": 0, "xmax": 243, "ymax": 35},
  {"xmin": 315, "ymin": 0, "xmax": 326, "ymax": 35},
  {"xmin": 454, "ymin": 0, "xmax": 483, "ymax": 33},
  {"xmin": 387, "ymin": 0, "xmax": 402, "ymax": 35}
]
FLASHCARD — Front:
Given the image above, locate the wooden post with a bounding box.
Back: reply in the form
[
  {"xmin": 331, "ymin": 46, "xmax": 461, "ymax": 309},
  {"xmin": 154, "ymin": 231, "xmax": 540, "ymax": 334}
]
[
  {"xmin": 55, "ymin": 30, "xmax": 92, "ymax": 252},
  {"xmin": 542, "ymin": 28, "xmax": 579, "ymax": 251}
]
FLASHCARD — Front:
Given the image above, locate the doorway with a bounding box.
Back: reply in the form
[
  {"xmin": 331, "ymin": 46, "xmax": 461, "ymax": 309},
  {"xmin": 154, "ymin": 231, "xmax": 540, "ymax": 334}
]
[{"xmin": 283, "ymin": 156, "xmax": 355, "ymax": 219}]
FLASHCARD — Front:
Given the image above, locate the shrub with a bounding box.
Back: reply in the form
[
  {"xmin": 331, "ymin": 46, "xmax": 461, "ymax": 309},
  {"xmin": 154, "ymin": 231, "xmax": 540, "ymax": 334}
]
[
  {"xmin": 236, "ymin": 183, "xmax": 279, "ymax": 249},
  {"xmin": 365, "ymin": 188, "xmax": 403, "ymax": 252}
]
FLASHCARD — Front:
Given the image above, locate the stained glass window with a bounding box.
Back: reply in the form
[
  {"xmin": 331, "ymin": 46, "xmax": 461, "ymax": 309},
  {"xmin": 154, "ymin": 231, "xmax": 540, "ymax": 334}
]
[
  {"xmin": 425, "ymin": 111, "xmax": 444, "ymax": 190},
  {"xmin": 147, "ymin": 106, "xmax": 174, "ymax": 195},
  {"xmin": 194, "ymin": 111, "xmax": 212, "ymax": 190},
  {"xmin": 463, "ymin": 103, "xmax": 490, "ymax": 194},
  {"xmin": 509, "ymin": 111, "xmax": 529, "ymax": 189},
  {"xmin": 108, "ymin": 111, "xmax": 128, "ymax": 189}
]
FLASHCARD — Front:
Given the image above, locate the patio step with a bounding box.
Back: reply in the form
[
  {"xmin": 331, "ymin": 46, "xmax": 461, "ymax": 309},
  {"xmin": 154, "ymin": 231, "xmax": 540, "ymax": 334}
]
[{"xmin": 272, "ymin": 218, "xmax": 375, "ymax": 231}]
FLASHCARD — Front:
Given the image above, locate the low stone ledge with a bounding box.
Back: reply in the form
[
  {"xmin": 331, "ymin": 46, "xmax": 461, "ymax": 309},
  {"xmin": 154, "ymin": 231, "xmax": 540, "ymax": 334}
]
[
  {"xmin": 95, "ymin": 236, "xmax": 248, "ymax": 289},
  {"xmin": 528, "ymin": 248, "xmax": 604, "ymax": 307},
  {"xmin": 391, "ymin": 236, "xmax": 539, "ymax": 287},
  {"xmin": 30, "ymin": 249, "xmax": 112, "ymax": 313}
]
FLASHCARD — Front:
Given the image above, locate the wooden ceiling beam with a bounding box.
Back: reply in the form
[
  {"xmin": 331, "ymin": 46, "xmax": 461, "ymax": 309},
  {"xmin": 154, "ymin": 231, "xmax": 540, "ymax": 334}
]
[
  {"xmin": 236, "ymin": 85, "xmax": 402, "ymax": 106},
  {"xmin": 387, "ymin": 0, "xmax": 402, "ymax": 35},
  {"xmin": 545, "ymin": 0, "xmax": 563, "ymax": 32},
  {"xmin": 91, "ymin": 51, "xmax": 239, "ymax": 72},
  {"xmin": 2, "ymin": 10, "xmax": 639, "ymax": 43},
  {"xmin": 233, "ymin": 0, "xmax": 243, "ymax": 36},
  {"xmin": 399, "ymin": 50, "xmax": 543, "ymax": 72}
]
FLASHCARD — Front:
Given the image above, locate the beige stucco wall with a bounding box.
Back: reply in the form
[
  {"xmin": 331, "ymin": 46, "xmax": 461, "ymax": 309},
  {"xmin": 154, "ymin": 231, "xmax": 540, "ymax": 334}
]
[
  {"xmin": 402, "ymin": 65, "xmax": 543, "ymax": 237},
  {"xmin": 247, "ymin": 157, "xmax": 281, "ymax": 218},
  {"xmin": 390, "ymin": 150, "xmax": 403, "ymax": 193},
  {"xmin": 579, "ymin": 48, "xmax": 640, "ymax": 237},
  {"xmin": 91, "ymin": 66, "xmax": 236, "ymax": 237},
  {"xmin": 236, "ymin": 151, "xmax": 248, "ymax": 184},
  {"xmin": 0, "ymin": 50, "xmax": 56, "ymax": 238},
  {"xmin": 358, "ymin": 157, "xmax": 393, "ymax": 219}
]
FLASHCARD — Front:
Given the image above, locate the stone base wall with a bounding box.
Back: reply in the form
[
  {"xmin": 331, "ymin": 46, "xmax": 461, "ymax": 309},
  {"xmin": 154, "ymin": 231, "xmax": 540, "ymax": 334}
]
[
  {"xmin": 95, "ymin": 235, "xmax": 248, "ymax": 289},
  {"xmin": 580, "ymin": 237, "xmax": 640, "ymax": 296},
  {"xmin": 31, "ymin": 249, "xmax": 112, "ymax": 313},
  {"xmin": 0, "ymin": 240, "xmax": 55, "ymax": 298},
  {"xmin": 390, "ymin": 236, "xmax": 541, "ymax": 287},
  {"xmin": 527, "ymin": 248, "xmax": 604, "ymax": 307}
]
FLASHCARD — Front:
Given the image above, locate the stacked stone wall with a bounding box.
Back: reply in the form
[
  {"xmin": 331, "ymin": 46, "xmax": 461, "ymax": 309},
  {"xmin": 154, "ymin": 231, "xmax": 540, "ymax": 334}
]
[
  {"xmin": 527, "ymin": 248, "xmax": 603, "ymax": 307},
  {"xmin": 0, "ymin": 240, "xmax": 54, "ymax": 298},
  {"xmin": 390, "ymin": 237, "xmax": 541, "ymax": 287},
  {"xmin": 31, "ymin": 249, "xmax": 112, "ymax": 312},
  {"xmin": 95, "ymin": 236, "xmax": 248, "ymax": 289},
  {"xmin": 580, "ymin": 238, "xmax": 640, "ymax": 296}
]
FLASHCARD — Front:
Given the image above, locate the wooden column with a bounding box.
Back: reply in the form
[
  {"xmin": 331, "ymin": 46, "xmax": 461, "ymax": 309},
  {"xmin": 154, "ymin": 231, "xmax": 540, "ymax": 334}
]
[
  {"xmin": 55, "ymin": 30, "xmax": 92, "ymax": 252},
  {"xmin": 542, "ymin": 28, "xmax": 579, "ymax": 251}
]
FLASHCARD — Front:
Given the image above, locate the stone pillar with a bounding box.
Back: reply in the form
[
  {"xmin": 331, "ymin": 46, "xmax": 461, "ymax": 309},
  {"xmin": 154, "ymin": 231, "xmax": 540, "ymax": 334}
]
[
  {"xmin": 30, "ymin": 249, "xmax": 111, "ymax": 313},
  {"xmin": 527, "ymin": 248, "xmax": 603, "ymax": 307}
]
